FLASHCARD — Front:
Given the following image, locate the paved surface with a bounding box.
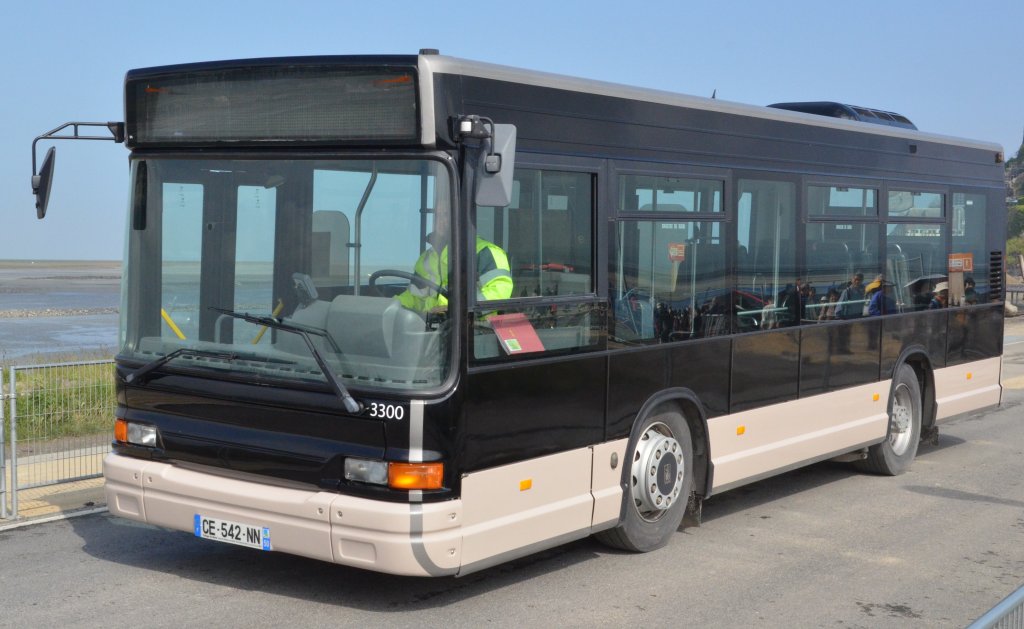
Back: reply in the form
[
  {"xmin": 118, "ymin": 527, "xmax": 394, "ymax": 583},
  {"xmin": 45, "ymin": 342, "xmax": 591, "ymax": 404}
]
[
  {"xmin": 6, "ymin": 478, "xmax": 105, "ymax": 522},
  {"xmin": 2, "ymin": 451, "xmax": 105, "ymax": 524},
  {"xmin": 0, "ymin": 316, "xmax": 1021, "ymax": 627}
]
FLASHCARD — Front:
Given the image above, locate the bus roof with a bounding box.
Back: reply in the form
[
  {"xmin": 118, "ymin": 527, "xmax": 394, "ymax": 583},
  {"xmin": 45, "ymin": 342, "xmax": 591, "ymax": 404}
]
[{"xmin": 419, "ymin": 54, "xmax": 1003, "ymax": 155}]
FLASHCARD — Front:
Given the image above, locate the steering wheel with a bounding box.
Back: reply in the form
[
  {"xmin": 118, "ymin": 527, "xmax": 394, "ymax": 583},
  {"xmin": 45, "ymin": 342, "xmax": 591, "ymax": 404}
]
[{"xmin": 368, "ymin": 269, "xmax": 448, "ymax": 298}]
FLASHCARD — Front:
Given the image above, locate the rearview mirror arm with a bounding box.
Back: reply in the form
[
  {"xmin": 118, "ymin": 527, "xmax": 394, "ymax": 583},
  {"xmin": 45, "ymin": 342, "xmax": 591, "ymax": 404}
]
[{"xmin": 31, "ymin": 121, "xmax": 125, "ymax": 181}]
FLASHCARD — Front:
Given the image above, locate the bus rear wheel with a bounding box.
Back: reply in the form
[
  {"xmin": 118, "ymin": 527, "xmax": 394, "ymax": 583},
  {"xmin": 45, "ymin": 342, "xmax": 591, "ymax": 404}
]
[
  {"xmin": 596, "ymin": 410, "xmax": 694, "ymax": 552},
  {"xmin": 856, "ymin": 364, "xmax": 921, "ymax": 476}
]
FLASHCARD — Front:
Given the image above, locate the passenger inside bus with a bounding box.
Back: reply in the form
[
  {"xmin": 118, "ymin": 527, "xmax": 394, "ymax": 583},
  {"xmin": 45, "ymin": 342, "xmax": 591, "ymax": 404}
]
[
  {"xmin": 929, "ymin": 281, "xmax": 949, "ymax": 309},
  {"xmin": 868, "ymin": 281, "xmax": 898, "ymax": 315},
  {"xmin": 836, "ymin": 272, "xmax": 865, "ymax": 319},
  {"xmin": 777, "ymin": 277, "xmax": 805, "ymax": 326},
  {"xmin": 964, "ymin": 277, "xmax": 978, "ymax": 305}
]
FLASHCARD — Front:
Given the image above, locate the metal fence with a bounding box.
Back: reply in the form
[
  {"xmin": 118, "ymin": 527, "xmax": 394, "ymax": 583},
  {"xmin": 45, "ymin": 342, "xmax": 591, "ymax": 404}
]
[
  {"xmin": 2, "ymin": 359, "xmax": 115, "ymax": 519},
  {"xmin": 969, "ymin": 584, "xmax": 1024, "ymax": 628}
]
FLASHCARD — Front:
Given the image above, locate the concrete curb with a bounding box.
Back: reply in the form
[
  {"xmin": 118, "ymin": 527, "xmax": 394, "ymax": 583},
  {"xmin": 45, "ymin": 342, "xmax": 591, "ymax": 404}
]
[{"xmin": 0, "ymin": 505, "xmax": 108, "ymax": 532}]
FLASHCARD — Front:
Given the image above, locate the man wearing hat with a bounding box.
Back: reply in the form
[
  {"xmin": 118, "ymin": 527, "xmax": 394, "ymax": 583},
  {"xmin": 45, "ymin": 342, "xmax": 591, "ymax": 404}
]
[
  {"xmin": 864, "ymin": 273, "xmax": 886, "ymax": 298},
  {"xmin": 929, "ymin": 282, "xmax": 949, "ymax": 310}
]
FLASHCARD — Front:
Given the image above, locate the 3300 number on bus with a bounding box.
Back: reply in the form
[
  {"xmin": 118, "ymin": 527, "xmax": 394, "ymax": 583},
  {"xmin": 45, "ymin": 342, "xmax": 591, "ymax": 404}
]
[{"xmin": 364, "ymin": 401, "xmax": 406, "ymax": 420}]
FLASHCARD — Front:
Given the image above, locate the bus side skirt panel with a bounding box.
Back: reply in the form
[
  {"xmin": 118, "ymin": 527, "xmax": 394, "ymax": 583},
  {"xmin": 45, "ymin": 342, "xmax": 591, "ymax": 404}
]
[
  {"xmin": 458, "ymin": 446, "xmax": 596, "ymax": 570},
  {"xmin": 933, "ymin": 356, "xmax": 1002, "ymax": 420},
  {"xmin": 707, "ymin": 380, "xmax": 891, "ymax": 494}
]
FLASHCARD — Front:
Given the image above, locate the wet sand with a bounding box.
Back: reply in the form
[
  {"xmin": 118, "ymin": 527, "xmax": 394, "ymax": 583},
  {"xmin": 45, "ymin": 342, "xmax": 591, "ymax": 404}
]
[
  {"xmin": 0, "ymin": 260, "xmax": 121, "ymax": 360},
  {"xmin": 0, "ymin": 260, "xmax": 121, "ymax": 318}
]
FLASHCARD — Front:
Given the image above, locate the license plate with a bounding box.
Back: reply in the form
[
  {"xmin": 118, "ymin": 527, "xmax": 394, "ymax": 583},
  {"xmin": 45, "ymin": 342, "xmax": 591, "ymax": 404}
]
[{"xmin": 194, "ymin": 514, "xmax": 271, "ymax": 551}]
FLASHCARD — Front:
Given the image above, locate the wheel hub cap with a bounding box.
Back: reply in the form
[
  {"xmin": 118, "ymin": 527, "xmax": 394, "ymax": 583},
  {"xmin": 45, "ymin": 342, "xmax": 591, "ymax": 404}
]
[
  {"xmin": 889, "ymin": 383, "xmax": 913, "ymax": 454},
  {"xmin": 631, "ymin": 424, "xmax": 685, "ymax": 520}
]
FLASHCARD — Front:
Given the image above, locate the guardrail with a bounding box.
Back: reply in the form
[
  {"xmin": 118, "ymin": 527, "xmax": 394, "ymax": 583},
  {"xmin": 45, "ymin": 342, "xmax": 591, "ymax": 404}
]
[
  {"xmin": 968, "ymin": 584, "xmax": 1024, "ymax": 628},
  {"xmin": 2, "ymin": 359, "xmax": 115, "ymax": 519}
]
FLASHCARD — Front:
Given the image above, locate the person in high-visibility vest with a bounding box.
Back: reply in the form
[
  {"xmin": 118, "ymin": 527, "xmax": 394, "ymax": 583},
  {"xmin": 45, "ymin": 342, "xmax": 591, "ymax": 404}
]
[{"xmin": 396, "ymin": 231, "xmax": 513, "ymax": 314}]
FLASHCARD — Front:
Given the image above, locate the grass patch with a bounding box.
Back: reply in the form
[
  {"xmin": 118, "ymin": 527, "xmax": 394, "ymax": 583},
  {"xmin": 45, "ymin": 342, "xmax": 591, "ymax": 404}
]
[{"xmin": 5, "ymin": 360, "xmax": 116, "ymax": 442}]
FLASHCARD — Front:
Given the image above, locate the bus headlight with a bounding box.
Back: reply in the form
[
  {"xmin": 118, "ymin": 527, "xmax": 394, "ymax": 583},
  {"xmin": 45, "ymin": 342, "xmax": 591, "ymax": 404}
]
[
  {"xmin": 344, "ymin": 458, "xmax": 389, "ymax": 485},
  {"xmin": 115, "ymin": 418, "xmax": 158, "ymax": 447}
]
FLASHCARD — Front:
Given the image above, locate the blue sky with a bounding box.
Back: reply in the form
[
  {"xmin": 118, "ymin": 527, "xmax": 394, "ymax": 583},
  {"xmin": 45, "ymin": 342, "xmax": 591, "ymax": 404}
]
[{"xmin": 2, "ymin": 0, "xmax": 1021, "ymax": 260}]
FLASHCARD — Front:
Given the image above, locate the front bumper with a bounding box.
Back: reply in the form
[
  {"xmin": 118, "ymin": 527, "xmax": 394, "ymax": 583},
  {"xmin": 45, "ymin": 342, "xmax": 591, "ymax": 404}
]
[{"xmin": 103, "ymin": 452, "xmax": 462, "ymax": 576}]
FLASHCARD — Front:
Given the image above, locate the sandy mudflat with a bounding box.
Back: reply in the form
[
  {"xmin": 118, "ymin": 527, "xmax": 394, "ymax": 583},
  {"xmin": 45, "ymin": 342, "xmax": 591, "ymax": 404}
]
[
  {"xmin": 0, "ymin": 307, "xmax": 120, "ymax": 318},
  {"xmin": 0, "ymin": 260, "xmax": 121, "ymax": 317},
  {"xmin": 0, "ymin": 259, "xmax": 121, "ymax": 284}
]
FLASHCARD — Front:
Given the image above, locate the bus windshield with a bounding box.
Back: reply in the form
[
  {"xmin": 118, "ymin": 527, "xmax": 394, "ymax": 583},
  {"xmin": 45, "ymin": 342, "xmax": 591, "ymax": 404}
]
[{"xmin": 119, "ymin": 157, "xmax": 454, "ymax": 392}]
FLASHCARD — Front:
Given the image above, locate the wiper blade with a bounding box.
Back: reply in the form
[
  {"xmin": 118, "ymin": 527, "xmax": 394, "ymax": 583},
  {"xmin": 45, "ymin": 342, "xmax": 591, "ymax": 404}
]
[
  {"xmin": 209, "ymin": 307, "xmax": 341, "ymax": 351},
  {"xmin": 125, "ymin": 347, "xmax": 238, "ymax": 385},
  {"xmin": 209, "ymin": 307, "xmax": 362, "ymax": 414}
]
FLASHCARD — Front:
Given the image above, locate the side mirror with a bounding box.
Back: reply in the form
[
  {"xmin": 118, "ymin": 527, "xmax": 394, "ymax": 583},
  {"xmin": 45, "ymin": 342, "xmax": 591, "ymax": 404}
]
[
  {"xmin": 32, "ymin": 147, "xmax": 56, "ymax": 219},
  {"xmin": 475, "ymin": 124, "xmax": 517, "ymax": 207}
]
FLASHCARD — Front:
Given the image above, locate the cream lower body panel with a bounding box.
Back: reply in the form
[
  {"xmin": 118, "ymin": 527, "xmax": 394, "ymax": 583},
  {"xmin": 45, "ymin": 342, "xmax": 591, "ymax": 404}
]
[
  {"xmin": 104, "ymin": 439, "xmax": 629, "ymax": 577},
  {"xmin": 458, "ymin": 440, "xmax": 627, "ymax": 574},
  {"xmin": 934, "ymin": 356, "xmax": 1002, "ymax": 421},
  {"xmin": 709, "ymin": 381, "xmax": 891, "ymax": 493},
  {"xmin": 104, "ymin": 453, "xmax": 461, "ymax": 576}
]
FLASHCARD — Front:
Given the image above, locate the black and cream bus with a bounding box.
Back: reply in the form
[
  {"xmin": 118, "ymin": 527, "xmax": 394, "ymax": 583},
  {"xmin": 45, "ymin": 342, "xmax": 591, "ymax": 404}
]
[{"xmin": 31, "ymin": 50, "xmax": 1006, "ymax": 576}]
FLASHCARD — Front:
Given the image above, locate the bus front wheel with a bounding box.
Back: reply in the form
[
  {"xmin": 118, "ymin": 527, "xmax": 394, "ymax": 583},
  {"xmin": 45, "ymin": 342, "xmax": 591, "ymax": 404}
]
[
  {"xmin": 596, "ymin": 409, "xmax": 694, "ymax": 552},
  {"xmin": 856, "ymin": 364, "xmax": 922, "ymax": 476}
]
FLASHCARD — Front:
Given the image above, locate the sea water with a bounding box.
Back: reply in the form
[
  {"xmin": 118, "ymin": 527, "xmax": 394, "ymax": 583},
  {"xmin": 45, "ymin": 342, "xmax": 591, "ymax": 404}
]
[{"xmin": 0, "ymin": 262, "xmax": 121, "ymax": 361}]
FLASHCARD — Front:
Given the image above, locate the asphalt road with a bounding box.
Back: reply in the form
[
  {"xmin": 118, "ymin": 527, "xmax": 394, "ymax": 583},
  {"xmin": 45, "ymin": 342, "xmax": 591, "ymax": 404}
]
[{"xmin": 2, "ymin": 321, "xmax": 1023, "ymax": 628}]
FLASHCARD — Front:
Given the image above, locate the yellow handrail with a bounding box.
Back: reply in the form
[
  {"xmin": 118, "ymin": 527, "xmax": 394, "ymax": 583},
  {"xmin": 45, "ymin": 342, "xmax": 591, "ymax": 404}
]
[
  {"xmin": 252, "ymin": 299, "xmax": 285, "ymax": 344},
  {"xmin": 160, "ymin": 308, "xmax": 186, "ymax": 340}
]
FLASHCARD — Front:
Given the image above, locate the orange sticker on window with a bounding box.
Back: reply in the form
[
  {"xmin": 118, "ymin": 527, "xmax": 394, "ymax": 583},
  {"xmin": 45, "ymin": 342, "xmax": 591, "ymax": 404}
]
[
  {"xmin": 948, "ymin": 253, "xmax": 974, "ymax": 272},
  {"xmin": 668, "ymin": 243, "xmax": 686, "ymax": 262}
]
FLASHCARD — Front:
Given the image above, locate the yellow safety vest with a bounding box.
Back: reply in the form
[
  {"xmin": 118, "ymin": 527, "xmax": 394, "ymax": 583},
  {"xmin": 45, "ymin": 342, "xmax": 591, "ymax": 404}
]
[{"xmin": 397, "ymin": 237, "xmax": 512, "ymax": 313}]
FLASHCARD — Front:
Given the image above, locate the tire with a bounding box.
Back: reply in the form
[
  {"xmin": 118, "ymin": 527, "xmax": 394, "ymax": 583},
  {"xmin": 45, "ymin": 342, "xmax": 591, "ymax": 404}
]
[
  {"xmin": 856, "ymin": 364, "xmax": 922, "ymax": 475},
  {"xmin": 595, "ymin": 409, "xmax": 694, "ymax": 552}
]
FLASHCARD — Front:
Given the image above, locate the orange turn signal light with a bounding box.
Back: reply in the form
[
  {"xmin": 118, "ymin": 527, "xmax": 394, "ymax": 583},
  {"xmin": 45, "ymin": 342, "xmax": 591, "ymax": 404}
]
[
  {"xmin": 114, "ymin": 418, "xmax": 128, "ymax": 443},
  {"xmin": 388, "ymin": 462, "xmax": 444, "ymax": 490}
]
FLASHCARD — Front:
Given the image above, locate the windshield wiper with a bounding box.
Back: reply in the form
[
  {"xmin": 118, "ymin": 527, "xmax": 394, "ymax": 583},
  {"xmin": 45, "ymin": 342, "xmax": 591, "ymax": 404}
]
[
  {"xmin": 125, "ymin": 347, "xmax": 239, "ymax": 385},
  {"xmin": 209, "ymin": 307, "xmax": 362, "ymax": 414}
]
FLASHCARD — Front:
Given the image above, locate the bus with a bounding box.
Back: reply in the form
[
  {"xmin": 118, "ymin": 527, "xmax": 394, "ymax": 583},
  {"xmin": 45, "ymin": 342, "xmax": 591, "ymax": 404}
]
[{"xmin": 31, "ymin": 50, "xmax": 1005, "ymax": 576}]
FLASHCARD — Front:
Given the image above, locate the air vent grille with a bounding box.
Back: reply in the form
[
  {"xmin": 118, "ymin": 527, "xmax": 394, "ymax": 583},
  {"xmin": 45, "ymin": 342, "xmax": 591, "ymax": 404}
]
[{"xmin": 989, "ymin": 251, "xmax": 1004, "ymax": 302}]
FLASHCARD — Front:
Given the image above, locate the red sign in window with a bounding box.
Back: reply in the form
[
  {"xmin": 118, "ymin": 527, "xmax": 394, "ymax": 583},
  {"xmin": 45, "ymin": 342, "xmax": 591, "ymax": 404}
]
[{"xmin": 489, "ymin": 313, "xmax": 545, "ymax": 355}]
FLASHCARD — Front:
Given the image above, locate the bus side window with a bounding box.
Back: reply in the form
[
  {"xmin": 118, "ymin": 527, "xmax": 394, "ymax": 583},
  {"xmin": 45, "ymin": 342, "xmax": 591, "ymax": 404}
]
[
  {"xmin": 952, "ymin": 192, "xmax": 989, "ymax": 304},
  {"xmin": 611, "ymin": 220, "xmax": 728, "ymax": 343},
  {"xmin": 472, "ymin": 168, "xmax": 601, "ymax": 361},
  {"xmin": 803, "ymin": 184, "xmax": 880, "ymax": 322},
  {"xmin": 737, "ymin": 179, "xmax": 797, "ymax": 330},
  {"xmin": 478, "ymin": 168, "xmax": 593, "ymax": 299},
  {"xmin": 885, "ymin": 190, "xmax": 946, "ymax": 313},
  {"xmin": 611, "ymin": 173, "xmax": 729, "ymax": 344}
]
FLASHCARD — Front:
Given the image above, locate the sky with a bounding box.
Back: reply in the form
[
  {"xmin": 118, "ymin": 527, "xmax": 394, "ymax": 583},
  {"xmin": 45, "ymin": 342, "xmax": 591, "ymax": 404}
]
[{"xmin": 1, "ymin": 0, "xmax": 1022, "ymax": 261}]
